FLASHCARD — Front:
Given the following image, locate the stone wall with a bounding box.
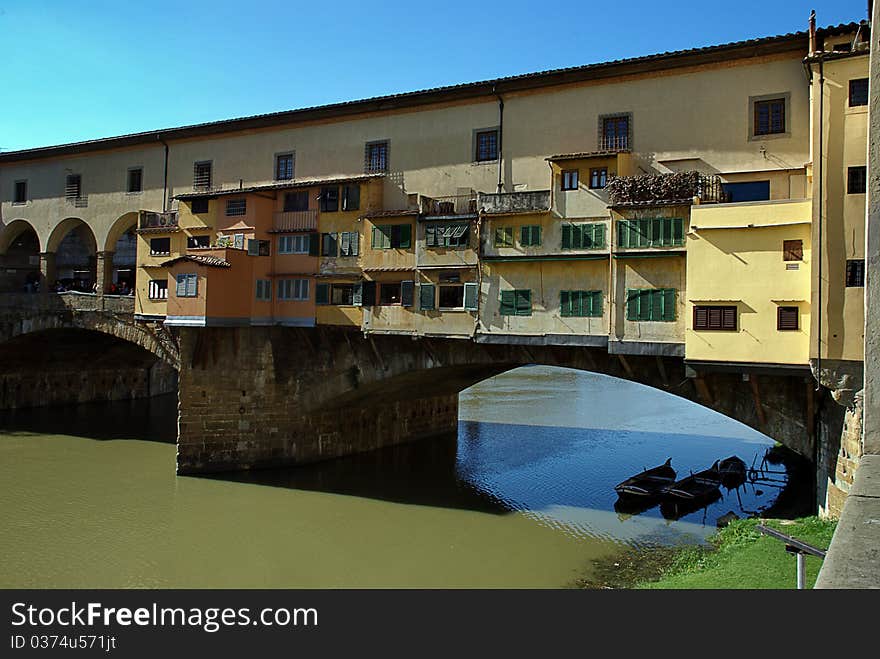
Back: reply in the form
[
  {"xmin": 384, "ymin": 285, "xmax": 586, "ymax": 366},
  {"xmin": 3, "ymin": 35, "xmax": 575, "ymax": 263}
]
[{"xmin": 821, "ymin": 393, "xmax": 864, "ymax": 519}]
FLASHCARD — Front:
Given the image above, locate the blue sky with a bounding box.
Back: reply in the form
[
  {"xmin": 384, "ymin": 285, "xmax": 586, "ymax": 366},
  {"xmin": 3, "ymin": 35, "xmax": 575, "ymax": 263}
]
[{"xmin": 0, "ymin": 0, "xmax": 868, "ymax": 151}]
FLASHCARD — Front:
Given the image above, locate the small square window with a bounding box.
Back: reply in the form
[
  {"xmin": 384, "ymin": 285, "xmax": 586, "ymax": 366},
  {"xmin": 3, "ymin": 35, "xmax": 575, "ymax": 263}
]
[
  {"xmin": 848, "ymin": 167, "xmax": 867, "ymax": 194},
  {"xmin": 846, "ymin": 260, "xmax": 865, "ymax": 287},
  {"xmin": 849, "ymin": 79, "xmax": 869, "ymax": 106},
  {"xmin": 590, "ymin": 168, "xmax": 608, "ymax": 189},
  {"xmin": 150, "ymin": 237, "xmax": 171, "ymax": 256},
  {"xmin": 127, "ymin": 167, "xmax": 143, "ymax": 193},
  {"xmin": 561, "ymin": 170, "xmax": 578, "ymax": 191},
  {"xmin": 475, "ymin": 129, "xmax": 499, "ymax": 162},
  {"xmin": 13, "ymin": 180, "xmax": 27, "ymax": 204},
  {"xmin": 365, "ymin": 141, "xmax": 389, "ymax": 173},
  {"xmin": 783, "ymin": 239, "xmax": 803, "ymax": 262},
  {"xmin": 275, "ymin": 153, "xmax": 294, "ymax": 181},
  {"xmin": 226, "ymin": 199, "xmax": 247, "ymax": 216},
  {"xmin": 777, "ymin": 306, "xmax": 799, "ymax": 331},
  {"xmin": 754, "ymin": 98, "xmax": 786, "ymax": 136},
  {"xmin": 191, "ymin": 198, "xmax": 209, "ymax": 214},
  {"xmin": 379, "ymin": 282, "xmax": 402, "ymax": 305},
  {"xmin": 494, "ymin": 226, "xmax": 514, "ymax": 248}
]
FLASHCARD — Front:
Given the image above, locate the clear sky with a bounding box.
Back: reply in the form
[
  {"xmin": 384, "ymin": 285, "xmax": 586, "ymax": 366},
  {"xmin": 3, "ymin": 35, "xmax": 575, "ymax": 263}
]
[{"xmin": 0, "ymin": 0, "xmax": 868, "ymax": 152}]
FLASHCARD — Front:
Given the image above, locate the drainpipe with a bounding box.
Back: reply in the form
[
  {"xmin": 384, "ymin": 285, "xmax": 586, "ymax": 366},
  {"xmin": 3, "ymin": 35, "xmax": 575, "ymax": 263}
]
[
  {"xmin": 817, "ymin": 57, "xmax": 824, "ymax": 387},
  {"xmin": 494, "ymin": 86, "xmax": 504, "ymax": 194},
  {"xmin": 158, "ymin": 135, "xmax": 169, "ymax": 212}
]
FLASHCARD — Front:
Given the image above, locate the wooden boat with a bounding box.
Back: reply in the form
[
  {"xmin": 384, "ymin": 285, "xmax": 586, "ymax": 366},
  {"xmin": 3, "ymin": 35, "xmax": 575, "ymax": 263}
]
[
  {"xmin": 663, "ymin": 463, "xmax": 722, "ymax": 502},
  {"xmin": 614, "ymin": 458, "xmax": 676, "ymax": 498},
  {"xmin": 660, "ymin": 488, "xmax": 722, "ymax": 521},
  {"xmin": 716, "ymin": 455, "xmax": 747, "ymax": 488}
]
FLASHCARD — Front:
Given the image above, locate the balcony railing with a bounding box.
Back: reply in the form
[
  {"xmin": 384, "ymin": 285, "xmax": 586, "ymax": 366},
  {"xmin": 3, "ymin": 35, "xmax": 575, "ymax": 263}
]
[
  {"xmin": 420, "ymin": 194, "xmax": 477, "ymax": 216},
  {"xmin": 477, "ymin": 190, "xmax": 551, "ymax": 214},
  {"xmin": 607, "ymin": 172, "xmax": 730, "ymax": 205},
  {"xmin": 273, "ymin": 209, "xmax": 318, "ymax": 232},
  {"xmin": 139, "ymin": 210, "xmax": 179, "ymax": 228},
  {"xmin": 599, "ymin": 135, "xmax": 630, "ymax": 151}
]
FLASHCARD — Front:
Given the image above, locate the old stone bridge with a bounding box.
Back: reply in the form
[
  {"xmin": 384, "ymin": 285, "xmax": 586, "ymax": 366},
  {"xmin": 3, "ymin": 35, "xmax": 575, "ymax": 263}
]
[{"xmin": 0, "ymin": 297, "xmax": 827, "ymax": 475}]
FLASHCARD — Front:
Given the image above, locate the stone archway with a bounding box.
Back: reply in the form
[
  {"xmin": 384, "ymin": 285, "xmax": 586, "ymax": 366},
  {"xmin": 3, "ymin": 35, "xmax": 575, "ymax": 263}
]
[
  {"xmin": 100, "ymin": 212, "xmax": 139, "ymax": 294},
  {"xmin": 45, "ymin": 218, "xmax": 98, "ymax": 292},
  {"xmin": 0, "ymin": 219, "xmax": 41, "ymax": 292}
]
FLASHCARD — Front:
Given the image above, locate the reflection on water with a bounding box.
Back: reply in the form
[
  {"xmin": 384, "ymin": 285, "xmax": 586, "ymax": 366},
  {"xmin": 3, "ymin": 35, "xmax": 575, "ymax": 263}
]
[{"xmin": 0, "ymin": 366, "xmax": 806, "ymax": 588}]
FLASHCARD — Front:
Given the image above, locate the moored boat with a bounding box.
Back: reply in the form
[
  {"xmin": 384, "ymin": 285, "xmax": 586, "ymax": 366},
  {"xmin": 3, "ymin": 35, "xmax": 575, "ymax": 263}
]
[
  {"xmin": 715, "ymin": 455, "xmax": 747, "ymax": 488},
  {"xmin": 614, "ymin": 458, "xmax": 676, "ymax": 498},
  {"xmin": 663, "ymin": 463, "xmax": 722, "ymax": 502}
]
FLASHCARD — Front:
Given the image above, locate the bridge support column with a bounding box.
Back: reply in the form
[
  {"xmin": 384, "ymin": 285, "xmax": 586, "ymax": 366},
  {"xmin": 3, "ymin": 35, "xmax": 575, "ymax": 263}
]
[
  {"xmin": 95, "ymin": 251, "xmax": 114, "ymax": 296},
  {"xmin": 38, "ymin": 252, "xmax": 56, "ymax": 292}
]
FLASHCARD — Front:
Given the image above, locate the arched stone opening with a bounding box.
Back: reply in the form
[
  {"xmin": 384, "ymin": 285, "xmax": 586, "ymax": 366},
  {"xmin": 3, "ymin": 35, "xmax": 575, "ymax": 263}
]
[
  {"xmin": 46, "ymin": 218, "xmax": 98, "ymax": 292},
  {"xmin": 100, "ymin": 212, "xmax": 139, "ymax": 295},
  {"xmin": 0, "ymin": 220, "xmax": 41, "ymax": 292}
]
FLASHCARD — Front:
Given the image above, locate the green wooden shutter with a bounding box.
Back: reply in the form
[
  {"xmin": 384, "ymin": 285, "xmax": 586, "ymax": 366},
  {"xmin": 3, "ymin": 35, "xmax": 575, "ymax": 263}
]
[
  {"xmin": 561, "ymin": 224, "xmax": 571, "ymax": 250},
  {"xmin": 419, "ymin": 283, "xmax": 435, "ymax": 310},
  {"xmin": 662, "ymin": 288, "xmax": 676, "ymax": 321},
  {"xmin": 308, "ymin": 233, "xmax": 320, "ymax": 256},
  {"xmin": 500, "ymin": 290, "xmax": 515, "ymax": 315},
  {"xmin": 464, "ymin": 282, "xmax": 478, "ymax": 311},
  {"xmin": 626, "ymin": 289, "xmax": 639, "ymax": 320},
  {"xmin": 516, "ymin": 290, "xmax": 531, "ymax": 316},
  {"xmin": 672, "ymin": 218, "xmax": 684, "ymax": 246},
  {"xmin": 594, "ymin": 224, "xmax": 606, "ymax": 248},
  {"xmin": 572, "ymin": 224, "xmax": 583, "ymax": 249},
  {"xmin": 400, "ymin": 280, "xmax": 414, "ymax": 307},
  {"xmin": 590, "ymin": 291, "xmax": 603, "ymax": 317},
  {"xmin": 316, "ymin": 283, "xmax": 330, "ymax": 305},
  {"xmin": 520, "ymin": 226, "xmax": 529, "ymax": 246},
  {"xmin": 618, "ymin": 221, "xmax": 628, "ymax": 248},
  {"xmin": 399, "ymin": 224, "xmax": 412, "ymax": 249},
  {"xmin": 560, "ymin": 291, "xmax": 570, "ymax": 317},
  {"xmin": 247, "ymin": 239, "xmax": 259, "ymax": 256}
]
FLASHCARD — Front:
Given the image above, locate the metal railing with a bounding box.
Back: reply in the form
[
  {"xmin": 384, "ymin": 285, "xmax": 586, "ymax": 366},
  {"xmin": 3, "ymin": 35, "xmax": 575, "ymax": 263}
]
[
  {"xmin": 139, "ymin": 210, "xmax": 179, "ymax": 229},
  {"xmin": 273, "ymin": 209, "xmax": 318, "ymax": 231},
  {"xmin": 599, "ymin": 135, "xmax": 630, "ymax": 151},
  {"xmin": 477, "ymin": 190, "xmax": 551, "ymax": 214},
  {"xmin": 420, "ymin": 194, "xmax": 477, "ymax": 216}
]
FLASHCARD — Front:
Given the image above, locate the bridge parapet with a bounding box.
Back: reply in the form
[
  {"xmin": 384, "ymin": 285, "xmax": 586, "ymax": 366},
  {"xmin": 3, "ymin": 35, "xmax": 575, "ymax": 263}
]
[{"xmin": 0, "ymin": 291, "xmax": 134, "ymax": 314}]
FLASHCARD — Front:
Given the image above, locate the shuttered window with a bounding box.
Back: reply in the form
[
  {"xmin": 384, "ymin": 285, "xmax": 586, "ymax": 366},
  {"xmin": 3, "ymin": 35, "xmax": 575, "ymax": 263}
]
[
  {"xmin": 419, "ymin": 283, "xmax": 435, "ymax": 310},
  {"xmin": 400, "ymin": 280, "xmax": 415, "ymax": 307},
  {"xmin": 176, "ymin": 273, "xmax": 198, "ymax": 298},
  {"xmin": 626, "ymin": 288, "xmax": 676, "ymax": 322},
  {"xmin": 464, "ymin": 282, "xmax": 478, "ymax": 311},
  {"xmin": 494, "ymin": 226, "xmax": 514, "ymax": 247},
  {"xmin": 426, "ymin": 223, "xmax": 469, "ymax": 248},
  {"xmin": 693, "ymin": 305, "xmax": 737, "ymax": 330},
  {"xmin": 321, "ymin": 233, "xmax": 339, "ymax": 256},
  {"xmin": 777, "ymin": 306, "xmax": 799, "ymax": 331},
  {"xmin": 783, "ymin": 240, "xmax": 803, "ymax": 262},
  {"xmin": 500, "ymin": 289, "xmax": 531, "ymax": 316},
  {"xmin": 315, "ymin": 283, "xmax": 330, "ymax": 305},
  {"xmin": 320, "ymin": 186, "xmax": 339, "ymax": 212},
  {"xmin": 371, "ymin": 224, "xmax": 411, "ymax": 249},
  {"xmin": 520, "ymin": 225, "xmax": 542, "ymax": 247},
  {"xmin": 560, "ymin": 290, "xmax": 602, "ymax": 317},
  {"xmin": 278, "ymin": 279, "xmax": 309, "ymax": 301},
  {"xmin": 562, "ymin": 223, "xmax": 606, "ymax": 249},
  {"xmin": 617, "ymin": 218, "xmax": 684, "ymax": 248},
  {"xmin": 255, "ymin": 280, "xmax": 272, "ymax": 301},
  {"xmin": 754, "ymin": 98, "xmax": 785, "ymax": 135},
  {"xmin": 342, "ymin": 185, "xmax": 360, "ymax": 211}
]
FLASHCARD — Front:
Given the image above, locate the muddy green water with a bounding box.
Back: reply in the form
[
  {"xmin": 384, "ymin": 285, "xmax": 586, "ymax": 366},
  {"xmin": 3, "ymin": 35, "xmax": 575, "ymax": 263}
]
[{"xmin": 0, "ymin": 366, "xmax": 793, "ymax": 588}]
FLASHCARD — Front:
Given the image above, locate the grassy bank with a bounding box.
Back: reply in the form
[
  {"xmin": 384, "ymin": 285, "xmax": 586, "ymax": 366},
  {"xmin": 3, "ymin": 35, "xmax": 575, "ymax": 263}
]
[{"xmin": 639, "ymin": 517, "xmax": 836, "ymax": 589}]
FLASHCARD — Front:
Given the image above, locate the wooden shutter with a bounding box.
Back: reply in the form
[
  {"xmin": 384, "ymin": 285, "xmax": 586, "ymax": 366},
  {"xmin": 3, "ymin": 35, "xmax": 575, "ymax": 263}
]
[
  {"xmin": 464, "ymin": 282, "xmax": 478, "ymax": 311},
  {"xmin": 339, "ymin": 232, "xmax": 350, "ymax": 256},
  {"xmin": 247, "ymin": 239, "xmax": 259, "ymax": 256},
  {"xmin": 419, "ymin": 283, "xmax": 435, "ymax": 310},
  {"xmin": 626, "ymin": 289, "xmax": 640, "ymax": 321},
  {"xmin": 694, "ymin": 306, "xmax": 709, "ymax": 330},
  {"xmin": 426, "ymin": 225, "xmax": 436, "ymax": 247},
  {"xmin": 316, "ymin": 283, "xmax": 330, "ymax": 305},
  {"xmin": 500, "ymin": 290, "xmax": 515, "ymax": 315},
  {"xmin": 594, "ymin": 224, "xmax": 606, "ymax": 248},
  {"xmin": 176, "ymin": 274, "xmax": 187, "ymax": 297},
  {"xmin": 589, "ymin": 291, "xmax": 603, "ymax": 317},
  {"xmin": 571, "ymin": 224, "xmax": 582, "ymax": 249},
  {"xmin": 672, "ymin": 219, "xmax": 684, "ymax": 246},
  {"xmin": 783, "ymin": 240, "xmax": 803, "ymax": 261},
  {"xmin": 185, "ymin": 274, "xmax": 197, "ymax": 297},
  {"xmin": 401, "ymin": 280, "xmax": 414, "ymax": 307},
  {"xmin": 560, "ymin": 291, "xmax": 571, "ymax": 317},
  {"xmin": 352, "ymin": 282, "xmax": 363, "ymax": 306},
  {"xmin": 661, "ymin": 289, "xmax": 676, "ymax": 321},
  {"xmin": 515, "ymin": 290, "xmax": 531, "ymax": 316},
  {"xmin": 399, "ymin": 224, "xmax": 412, "ymax": 249},
  {"xmin": 350, "ymin": 231, "xmax": 359, "ymax": 256},
  {"xmin": 722, "ymin": 306, "xmax": 736, "ymax": 330},
  {"xmin": 777, "ymin": 306, "xmax": 799, "ymax": 330},
  {"xmin": 520, "ymin": 226, "xmax": 529, "ymax": 246},
  {"xmin": 561, "ymin": 224, "xmax": 571, "ymax": 249},
  {"xmin": 361, "ymin": 281, "xmax": 377, "ymax": 306},
  {"xmin": 308, "ymin": 233, "xmax": 320, "ymax": 256}
]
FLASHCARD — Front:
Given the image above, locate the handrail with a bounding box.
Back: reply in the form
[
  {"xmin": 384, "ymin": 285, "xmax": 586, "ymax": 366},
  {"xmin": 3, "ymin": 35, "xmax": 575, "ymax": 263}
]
[{"xmin": 756, "ymin": 523, "xmax": 826, "ymax": 590}]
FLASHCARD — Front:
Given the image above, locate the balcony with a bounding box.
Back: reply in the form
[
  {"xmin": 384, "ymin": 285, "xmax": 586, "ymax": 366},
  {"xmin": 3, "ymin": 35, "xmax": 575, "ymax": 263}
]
[
  {"xmin": 139, "ymin": 210, "xmax": 179, "ymax": 229},
  {"xmin": 273, "ymin": 209, "xmax": 318, "ymax": 232},
  {"xmin": 420, "ymin": 193, "xmax": 477, "ymax": 217},
  {"xmin": 607, "ymin": 172, "xmax": 730, "ymax": 206},
  {"xmin": 478, "ymin": 190, "xmax": 551, "ymax": 215},
  {"xmin": 599, "ymin": 135, "xmax": 630, "ymax": 151}
]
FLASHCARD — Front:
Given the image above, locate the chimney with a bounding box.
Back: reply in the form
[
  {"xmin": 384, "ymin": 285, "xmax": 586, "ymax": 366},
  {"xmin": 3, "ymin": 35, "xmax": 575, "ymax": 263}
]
[{"xmin": 809, "ymin": 10, "xmax": 817, "ymax": 54}]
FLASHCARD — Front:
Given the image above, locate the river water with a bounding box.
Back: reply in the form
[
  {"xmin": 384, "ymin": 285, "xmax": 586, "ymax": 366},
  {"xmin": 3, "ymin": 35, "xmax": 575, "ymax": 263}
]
[{"xmin": 0, "ymin": 365, "xmax": 801, "ymax": 588}]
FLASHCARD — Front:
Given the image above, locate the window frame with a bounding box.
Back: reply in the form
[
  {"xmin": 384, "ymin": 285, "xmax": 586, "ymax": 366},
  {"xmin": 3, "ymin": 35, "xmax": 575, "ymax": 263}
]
[
  {"xmin": 175, "ymin": 273, "xmax": 198, "ymax": 298},
  {"xmin": 149, "ymin": 237, "xmax": 171, "ymax": 256},
  {"xmin": 783, "ymin": 240, "xmax": 803, "ymax": 262},
  {"xmin": 275, "ymin": 152, "xmax": 295, "ymax": 181},
  {"xmin": 846, "ymin": 259, "xmax": 866, "ymax": 287},
  {"xmin": 520, "ymin": 225, "xmax": 542, "ymax": 247},
  {"xmin": 255, "ymin": 279, "xmax": 272, "ymax": 301},
  {"xmin": 190, "ymin": 198, "xmax": 209, "ymax": 214},
  {"xmin": 749, "ymin": 93, "xmax": 790, "ymax": 139},
  {"xmin": 849, "ymin": 78, "xmax": 869, "ymax": 107},
  {"xmin": 187, "ymin": 235, "xmax": 211, "ymax": 249},
  {"xmin": 589, "ymin": 168, "xmax": 608, "ymax": 190},
  {"xmin": 777, "ymin": 306, "xmax": 799, "ymax": 331},
  {"xmin": 473, "ymin": 127, "xmax": 500, "ymax": 163},
  {"xmin": 278, "ymin": 278, "xmax": 309, "ymax": 301},
  {"xmin": 65, "ymin": 173, "xmax": 82, "ymax": 200},
  {"xmin": 278, "ymin": 234, "xmax": 310, "ymax": 255},
  {"xmin": 13, "ymin": 179, "xmax": 27, "ymax": 205},
  {"xmin": 848, "ymin": 166, "xmax": 867, "ymax": 194},
  {"xmin": 561, "ymin": 169, "xmax": 579, "ymax": 191},
  {"xmin": 599, "ymin": 113, "xmax": 631, "ymax": 151},
  {"xmin": 283, "ymin": 191, "xmax": 309, "ymax": 213},
  {"xmin": 364, "ymin": 140, "xmax": 389, "ymax": 173},
  {"xmin": 438, "ymin": 284, "xmax": 465, "ymax": 310},
  {"xmin": 193, "ymin": 161, "xmax": 212, "ymax": 190},
  {"xmin": 225, "ymin": 199, "xmax": 247, "ymax": 216},
  {"xmin": 126, "ymin": 167, "xmax": 143, "ymax": 194},
  {"xmin": 371, "ymin": 223, "xmax": 411, "ymax": 250},
  {"xmin": 494, "ymin": 226, "xmax": 514, "ymax": 248},
  {"xmin": 148, "ymin": 279, "xmax": 168, "ymax": 300},
  {"xmin": 693, "ymin": 305, "xmax": 738, "ymax": 331}
]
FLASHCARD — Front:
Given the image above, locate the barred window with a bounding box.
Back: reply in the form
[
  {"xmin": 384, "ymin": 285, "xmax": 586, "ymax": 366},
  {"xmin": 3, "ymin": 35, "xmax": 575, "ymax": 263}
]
[
  {"xmin": 226, "ymin": 199, "xmax": 246, "ymax": 216},
  {"xmin": 193, "ymin": 161, "xmax": 212, "ymax": 190},
  {"xmin": 754, "ymin": 98, "xmax": 785, "ymax": 136},
  {"xmin": 475, "ymin": 129, "xmax": 499, "ymax": 162},
  {"xmin": 275, "ymin": 153, "xmax": 294, "ymax": 181},
  {"xmin": 365, "ymin": 141, "xmax": 388, "ymax": 173}
]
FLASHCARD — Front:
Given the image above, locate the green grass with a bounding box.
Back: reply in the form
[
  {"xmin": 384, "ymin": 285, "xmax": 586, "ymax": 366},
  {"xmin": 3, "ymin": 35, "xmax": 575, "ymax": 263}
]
[{"xmin": 638, "ymin": 517, "xmax": 837, "ymax": 589}]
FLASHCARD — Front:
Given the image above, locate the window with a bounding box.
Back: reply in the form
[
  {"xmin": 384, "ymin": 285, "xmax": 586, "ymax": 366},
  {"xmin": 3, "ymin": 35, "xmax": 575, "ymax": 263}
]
[
  {"xmin": 13, "ymin": 180, "xmax": 27, "ymax": 204},
  {"xmin": 500, "ymin": 289, "xmax": 531, "ymax": 316},
  {"xmin": 617, "ymin": 218, "xmax": 684, "ymax": 248},
  {"xmin": 379, "ymin": 282, "xmax": 402, "ymax": 305},
  {"xmin": 321, "ymin": 232, "xmax": 339, "ymax": 256},
  {"xmin": 494, "ymin": 226, "xmax": 514, "ymax": 248},
  {"xmin": 278, "ymin": 234, "xmax": 310, "ymax": 254},
  {"xmin": 65, "ymin": 174, "xmax": 82, "ymax": 199},
  {"xmin": 849, "ymin": 78, "xmax": 869, "ymax": 107},
  {"xmin": 439, "ymin": 285, "xmax": 465, "ymax": 309},
  {"xmin": 342, "ymin": 184, "xmax": 360, "ymax": 211},
  {"xmin": 600, "ymin": 114, "xmax": 630, "ymax": 150},
  {"xmin": 278, "ymin": 279, "xmax": 309, "ymax": 301},
  {"xmin": 255, "ymin": 280, "xmax": 272, "ymax": 301},
  {"xmin": 419, "ymin": 284, "xmax": 435, "ymax": 310},
  {"xmin": 187, "ymin": 235, "xmax": 211, "ymax": 249},
  {"xmin": 283, "ymin": 191, "xmax": 309, "ymax": 212},
  {"xmin": 176, "ymin": 273, "xmax": 198, "ymax": 298},
  {"xmin": 275, "ymin": 153, "xmax": 294, "ymax": 181},
  {"xmin": 148, "ymin": 279, "xmax": 168, "ymax": 300},
  {"xmin": 332, "ymin": 284, "xmax": 354, "ymax": 305},
  {"xmin": 848, "ymin": 167, "xmax": 867, "ymax": 194},
  {"xmin": 191, "ymin": 198, "xmax": 209, "ymax": 214},
  {"xmin": 783, "ymin": 240, "xmax": 803, "ymax": 262},
  {"xmin": 590, "ymin": 168, "xmax": 608, "ymax": 189},
  {"xmin": 693, "ymin": 305, "xmax": 737, "ymax": 331},
  {"xmin": 371, "ymin": 224, "xmax": 411, "ymax": 249},
  {"xmin": 247, "ymin": 239, "xmax": 270, "ymax": 256},
  {"xmin": 520, "ymin": 225, "xmax": 542, "ymax": 247},
  {"xmin": 338, "ymin": 231, "xmax": 360, "ymax": 256},
  {"xmin": 754, "ymin": 98, "xmax": 786, "ymax": 136},
  {"xmin": 365, "ymin": 140, "xmax": 389, "ymax": 173},
  {"xmin": 777, "ymin": 306, "xmax": 799, "ymax": 331},
  {"xmin": 150, "ymin": 237, "xmax": 171, "ymax": 256},
  {"xmin": 562, "ymin": 223, "xmax": 606, "ymax": 249},
  {"xmin": 426, "ymin": 223, "xmax": 469, "ymax": 248},
  {"xmin": 193, "ymin": 161, "xmax": 212, "ymax": 190},
  {"xmin": 721, "ymin": 181, "xmax": 771, "ymax": 202},
  {"xmin": 626, "ymin": 289, "xmax": 676, "ymax": 322},
  {"xmin": 475, "ymin": 129, "xmax": 499, "ymax": 162},
  {"xmin": 127, "ymin": 167, "xmax": 143, "ymax": 193},
  {"xmin": 560, "ymin": 290, "xmax": 602, "ymax": 317},
  {"xmin": 317, "ymin": 186, "xmax": 337, "ymax": 212},
  {"xmin": 561, "ymin": 170, "xmax": 578, "ymax": 191},
  {"xmin": 846, "ymin": 260, "xmax": 866, "ymax": 287},
  {"xmin": 226, "ymin": 199, "xmax": 246, "ymax": 216}
]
